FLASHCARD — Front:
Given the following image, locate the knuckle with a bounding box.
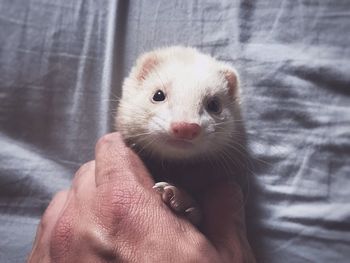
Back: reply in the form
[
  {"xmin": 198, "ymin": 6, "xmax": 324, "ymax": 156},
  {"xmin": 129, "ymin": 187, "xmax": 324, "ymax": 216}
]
[
  {"xmin": 75, "ymin": 161, "xmax": 94, "ymax": 177},
  {"xmin": 98, "ymin": 182, "xmax": 145, "ymax": 223},
  {"xmin": 96, "ymin": 133, "xmax": 123, "ymax": 152},
  {"xmin": 82, "ymin": 224, "xmax": 116, "ymax": 259},
  {"xmin": 72, "ymin": 161, "xmax": 95, "ymax": 193}
]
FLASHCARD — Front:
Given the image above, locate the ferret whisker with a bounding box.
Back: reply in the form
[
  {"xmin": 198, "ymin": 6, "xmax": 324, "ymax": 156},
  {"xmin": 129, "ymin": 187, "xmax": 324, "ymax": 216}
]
[
  {"xmin": 149, "ymin": 120, "xmax": 168, "ymax": 133},
  {"xmin": 149, "ymin": 116, "xmax": 167, "ymax": 126},
  {"xmin": 226, "ymin": 99, "xmax": 240, "ymax": 106},
  {"xmin": 219, "ymin": 138, "xmax": 274, "ymax": 167},
  {"xmin": 125, "ymin": 131, "xmax": 155, "ymax": 140},
  {"xmin": 201, "ymin": 152, "xmax": 215, "ymax": 170},
  {"xmin": 133, "ymin": 136, "xmax": 157, "ymax": 156},
  {"xmin": 219, "ymin": 140, "xmax": 250, "ymax": 159},
  {"xmin": 103, "ymin": 94, "xmax": 122, "ymax": 104},
  {"xmin": 202, "ymin": 141, "xmax": 238, "ymax": 177},
  {"xmin": 148, "ymin": 114, "xmax": 172, "ymax": 125},
  {"xmin": 218, "ymin": 144, "xmax": 261, "ymax": 175},
  {"xmin": 218, "ymin": 147, "xmax": 253, "ymax": 205},
  {"xmin": 116, "ymin": 112, "xmax": 148, "ymax": 121},
  {"xmin": 143, "ymin": 138, "xmax": 159, "ymax": 160},
  {"xmin": 119, "ymin": 104, "xmax": 170, "ymax": 126},
  {"xmin": 110, "ymin": 96, "xmax": 121, "ymax": 102},
  {"xmin": 211, "ymin": 131, "xmax": 245, "ymax": 140},
  {"xmin": 212, "ymin": 120, "xmax": 244, "ymax": 127},
  {"xmin": 216, "ymin": 148, "xmax": 254, "ymax": 193},
  {"xmin": 110, "ymin": 91, "xmax": 121, "ymax": 100},
  {"xmin": 217, "ymin": 148, "xmax": 243, "ymax": 172},
  {"xmin": 221, "ymin": 156, "xmax": 251, "ymax": 210},
  {"xmin": 118, "ymin": 104, "xmax": 151, "ymax": 116},
  {"xmin": 216, "ymin": 140, "xmax": 250, "ymax": 165},
  {"xmin": 215, "ymin": 149, "xmax": 238, "ymax": 178},
  {"xmin": 215, "ymin": 131, "xmax": 247, "ymax": 139}
]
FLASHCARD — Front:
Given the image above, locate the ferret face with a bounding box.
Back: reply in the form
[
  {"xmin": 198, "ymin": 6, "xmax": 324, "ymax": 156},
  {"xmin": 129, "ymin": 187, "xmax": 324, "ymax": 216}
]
[{"xmin": 116, "ymin": 46, "xmax": 241, "ymax": 161}]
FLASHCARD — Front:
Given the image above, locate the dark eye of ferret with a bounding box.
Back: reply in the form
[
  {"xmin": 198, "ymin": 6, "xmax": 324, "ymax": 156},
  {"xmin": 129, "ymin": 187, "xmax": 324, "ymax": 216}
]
[
  {"xmin": 152, "ymin": 90, "xmax": 166, "ymax": 102},
  {"xmin": 206, "ymin": 97, "xmax": 222, "ymax": 114}
]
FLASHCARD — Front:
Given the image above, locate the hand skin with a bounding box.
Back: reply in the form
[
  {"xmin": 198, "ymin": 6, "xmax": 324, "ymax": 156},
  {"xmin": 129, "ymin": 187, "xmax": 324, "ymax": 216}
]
[{"xmin": 27, "ymin": 133, "xmax": 256, "ymax": 263}]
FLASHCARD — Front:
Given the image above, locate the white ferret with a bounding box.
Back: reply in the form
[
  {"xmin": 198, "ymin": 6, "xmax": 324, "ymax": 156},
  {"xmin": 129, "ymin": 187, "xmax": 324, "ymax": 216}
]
[{"xmin": 116, "ymin": 46, "xmax": 245, "ymax": 225}]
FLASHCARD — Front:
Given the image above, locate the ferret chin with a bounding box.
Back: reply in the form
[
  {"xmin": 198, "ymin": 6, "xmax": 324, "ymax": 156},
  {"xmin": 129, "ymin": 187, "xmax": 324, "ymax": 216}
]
[{"xmin": 116, "ymin": 46, "xmax": 242, "ymax": 163}]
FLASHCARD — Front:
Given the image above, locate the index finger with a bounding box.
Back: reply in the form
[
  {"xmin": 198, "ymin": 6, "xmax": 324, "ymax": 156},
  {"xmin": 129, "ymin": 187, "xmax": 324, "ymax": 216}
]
[{"xmin": 94, "ymin": 133, "xmax": 154, "ymax": 188}]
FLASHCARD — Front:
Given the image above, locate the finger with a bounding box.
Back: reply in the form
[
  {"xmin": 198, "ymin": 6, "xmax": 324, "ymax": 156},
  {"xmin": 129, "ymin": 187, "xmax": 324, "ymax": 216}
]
[
  {"xmin": 48, "ymin": 162, "xmax": 102, "ymax": 262},
  {"xmin": 94, "ymin": 133, "xmax": 154, "ymax": 188},
  {"xmin": 71, "ymin": 161, "xmax": 96, "ymax": 201},
  {"xmin": 28, "ymin": 190, "xmax": 69, "ymax": 262},
  {"xmin": 201, "ymin": 182, "xmax": 247, "ymax": 256},
  {"xmin": 42, "ymin": 190, "xmax": 70, "ymax": 233},
  {"xmin": 29, "ymin": 162, "xmax": 96, "ymax": 260},
  {"xmin": 72, "ymin": 160, "xmax": 95, "ymax": 186}
]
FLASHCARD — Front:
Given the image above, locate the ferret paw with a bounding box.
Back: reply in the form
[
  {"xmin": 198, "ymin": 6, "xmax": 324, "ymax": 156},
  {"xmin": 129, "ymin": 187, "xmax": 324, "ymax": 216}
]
[{"xmin": 153, "ymin": 182, "xmax": 201, "ymax": 226}]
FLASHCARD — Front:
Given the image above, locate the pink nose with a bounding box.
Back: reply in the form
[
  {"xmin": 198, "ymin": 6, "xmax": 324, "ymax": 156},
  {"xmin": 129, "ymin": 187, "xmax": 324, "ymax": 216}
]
[{"xmin": 170, "ymin": 122, "xmax": 201, "ymax": 140}]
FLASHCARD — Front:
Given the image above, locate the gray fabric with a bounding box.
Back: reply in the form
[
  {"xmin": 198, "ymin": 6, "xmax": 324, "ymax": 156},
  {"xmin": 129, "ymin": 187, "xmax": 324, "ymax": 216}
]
[{"xmin": 1, "ymin": 0, "xmax": 349, "ymax": 262}]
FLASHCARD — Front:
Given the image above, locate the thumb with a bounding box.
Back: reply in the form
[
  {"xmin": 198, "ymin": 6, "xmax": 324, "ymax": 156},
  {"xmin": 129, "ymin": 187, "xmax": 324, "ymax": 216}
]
[{"xmin": 201, "ymin": 181, "xmax": 250, "ymax": 259}]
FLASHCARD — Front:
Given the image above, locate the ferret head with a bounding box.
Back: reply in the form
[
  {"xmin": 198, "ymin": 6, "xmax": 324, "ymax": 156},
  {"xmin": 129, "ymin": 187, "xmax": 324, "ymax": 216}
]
[{"xmin": 116, "ymin": 46, "xmax": 241, "ymax": 161}]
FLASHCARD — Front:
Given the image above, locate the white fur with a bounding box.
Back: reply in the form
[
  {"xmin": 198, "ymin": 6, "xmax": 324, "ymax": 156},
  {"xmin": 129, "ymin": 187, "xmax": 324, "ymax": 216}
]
[{"xmin": 116, "ymin": 46, "xmax": 241, "ymax": 160}]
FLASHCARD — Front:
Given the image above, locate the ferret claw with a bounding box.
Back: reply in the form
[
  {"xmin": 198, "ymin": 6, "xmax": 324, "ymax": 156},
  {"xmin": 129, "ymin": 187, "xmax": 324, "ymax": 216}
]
[
  {"xmin": 152, "ymin": 182, "xmax": 171, "ymax": 193},
  {"xmin": 153, "ymin": 182, "xmax": 202, "ymax": 226}
]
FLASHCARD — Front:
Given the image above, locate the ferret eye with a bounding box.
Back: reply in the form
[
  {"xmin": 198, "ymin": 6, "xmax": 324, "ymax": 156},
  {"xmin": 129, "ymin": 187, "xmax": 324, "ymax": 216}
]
[
  {"xmin": 206, "ymin": 97, "xmax": 222, "ymax": 114},
  {"xmin": 152, "ymin": 90, "xmax": 166, "ymax": 102}
]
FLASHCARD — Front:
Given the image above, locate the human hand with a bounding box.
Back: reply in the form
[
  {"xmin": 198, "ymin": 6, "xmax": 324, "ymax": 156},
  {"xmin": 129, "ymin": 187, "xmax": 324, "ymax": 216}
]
[{"xmin": 27, "ymin": 133, "xmax": 256, "ymax": 262}]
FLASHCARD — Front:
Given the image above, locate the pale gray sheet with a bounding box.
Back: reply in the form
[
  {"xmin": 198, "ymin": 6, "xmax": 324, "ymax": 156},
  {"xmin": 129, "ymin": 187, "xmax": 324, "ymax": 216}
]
[{"xmin": 0, "ymin": 0, "xmax": 349, "ymax": 262}]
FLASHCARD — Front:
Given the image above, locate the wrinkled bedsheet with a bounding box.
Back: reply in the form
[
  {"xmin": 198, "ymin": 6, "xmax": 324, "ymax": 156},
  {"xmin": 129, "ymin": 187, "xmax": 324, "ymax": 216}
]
[{"xmin": 0, "ymin": 0, "xmax": 349, "ymax": 262}]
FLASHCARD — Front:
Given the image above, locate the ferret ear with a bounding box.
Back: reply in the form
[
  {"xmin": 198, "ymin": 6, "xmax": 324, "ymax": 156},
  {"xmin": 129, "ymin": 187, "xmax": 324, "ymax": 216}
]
[
  {"xmin": 221, "ymin": 67, "xmax": 239, "ymax": 97},
  {"xmin": 135, "ymin": 52, "xmax": 160, "ymax": 82}
]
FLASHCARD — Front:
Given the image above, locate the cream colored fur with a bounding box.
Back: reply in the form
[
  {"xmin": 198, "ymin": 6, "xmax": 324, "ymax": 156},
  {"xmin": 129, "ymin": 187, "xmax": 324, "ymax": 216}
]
[{"xmin": 116, "ymin": 46, "xmax": 241, "ymax": 160}]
